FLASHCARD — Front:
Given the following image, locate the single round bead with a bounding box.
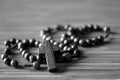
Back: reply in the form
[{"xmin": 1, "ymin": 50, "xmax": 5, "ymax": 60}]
[
  {"xmin": 10, "ymin": 59, "xmax": 19, "ymax": 68},
  {"xmin": 29, "ymin": 55, "xmax": 37, "ymax": 63},
  {"xmin": 45, "ymin": 36, "xmax": 52, "ymax": 41},
  {"xmin": 22, "ymin": 39, "xmax": 29, "ymax": 46},
  {"xmin": 84, "ymin": 25, "xmax": 91, "ymax": 33},
  {"xmin": 79, "ymin": 39, "xmax": 87, "ymax": 47},
  {"xmin": 88, "ymin": 24, "xmax": 94, "ymax": 31},
  {"xmin": 38, "ymin": 43, "xmax": 42, "ymax": 48},
  {"xmin": 70, "ymin": 35, "xmax": 75, "ymax": 40},
  {"xmin": 4, "ymin": 48, "xmax": 11, "ymax": 55},
  {"xmin": 4, "ymin": 40, "xmax": 11, "ymax": 47},
  {"xmin": 85, "ymin": 39, "xmax": 92, "ymax": 47},
  {"xmin": 62, "ymin": 52, "xmax": 72, "ymax": 62},
  {"xmin": 50, "ymin": 39, "xmax": 55, "ymax": 44},
  {"xmin": 97, "ymin": 35, "xmax": 104, "ymax": 43},
  {"xmin": 29, "ymin": 39, "xmax": 36, "ymax": 47},
  {"xmin": 58, "ymin": 43, "xmax": 64, "ymax": 49},
  {"xmin": 4, "ymin": 57, "xmax": 11, "ymax": 66},
  {"xmin": 33, "ymin": 61, "xmax": 40, "ymax": 69},
  {"xmin": 1, "ymin": 54, "xmax": 8, "ymax": 60},
  {"xmin": 24, "ymin": 53, "xmax": 31, "ymax": 61},
  {"xmin": 10, "ymin": 38, "xmax": 16, "ymax": 44},
  {"xmin": 91, "ymin": 37, "xmax": 99, "ymax": 46},
  {"xmin": 103, "ymin": 27, "xmax": 111, "ymax": 33},
  {"xmin": 73, "ymin": 38, "xmax": 79, "ymax": 44}
]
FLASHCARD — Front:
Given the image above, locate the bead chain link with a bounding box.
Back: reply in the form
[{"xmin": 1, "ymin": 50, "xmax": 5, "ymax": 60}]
[{"xmin": 1, "ymin": 24, "xmax": 111, "ymax": 70}]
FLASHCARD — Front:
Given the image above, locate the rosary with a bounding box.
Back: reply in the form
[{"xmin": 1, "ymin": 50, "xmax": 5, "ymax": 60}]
[{"xmin": 1, "ymin": 24, "xmax": 111, "ymax": 72}]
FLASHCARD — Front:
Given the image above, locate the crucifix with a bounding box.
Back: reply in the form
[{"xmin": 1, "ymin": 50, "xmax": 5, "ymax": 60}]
[{"xmin": 38, "ymin": 40, "xmax": 60, "ymax": 72}]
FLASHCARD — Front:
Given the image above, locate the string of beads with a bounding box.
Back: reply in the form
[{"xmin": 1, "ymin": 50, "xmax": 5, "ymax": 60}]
[{"xmin": 1, "ymin": 24, "xmax": 111, "ymax": 70}]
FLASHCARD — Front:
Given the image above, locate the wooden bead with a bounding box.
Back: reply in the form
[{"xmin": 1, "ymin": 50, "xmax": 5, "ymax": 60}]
[
  {"xmin": 10, "ymin": 59, "xmax": 19, "ymax": 68},
  {"xmin": 38, "ymin": 42, "xmax": 42, "ymax": 48},
  {"xmin": 58, "ymin": 43, "xmax": 64, "ymax": 49},
  {"xmin": 70, "ymin": 35, "xmax": 75, "ymax": 40},
  {"xmin": 33, "ymin": 61, "xmax": 40, "ymax": 69},
  {"xmin": 4, "ymin": 48, "xmax": 11, "ymax": 55},
  {"xmin": 29, "ymin": 55, "xmax": 37, "ymax": 63},
  {"xmin": 4, "ymin": 57, "xmax": 11, "ymax": 66},
  {"xmin": 1, "ymin": 54, "xmax": 8, "ymax": 60}
]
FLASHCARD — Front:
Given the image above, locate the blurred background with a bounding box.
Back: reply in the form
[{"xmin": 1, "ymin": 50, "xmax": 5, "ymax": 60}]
[{"xmin": 0, "ymin": 0, "xmax": 120, "ymax": 39}]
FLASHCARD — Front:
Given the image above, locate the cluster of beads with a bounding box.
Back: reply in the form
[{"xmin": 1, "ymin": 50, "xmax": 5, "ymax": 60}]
[
  {"xmin": 40, "ymin": 24, "xmax": 110, "ymax": 47},
  {"xmin": 1, "ymin": 24, "xmax": 111, "ymax": 70}
]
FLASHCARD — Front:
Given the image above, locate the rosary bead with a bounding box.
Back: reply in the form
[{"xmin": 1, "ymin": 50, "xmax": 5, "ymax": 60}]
[
  {"xmin": 1, "ymin": 54, "xmax": 8, "ymax": 60},
  {"xmin": 24, "ymin": 53, "xmax": 31, "ymax": 61},
  {"xmin": 85, "ymin": 39, "xmax": 92, "ymax": 47},
  {"xmin": 45, "ymin": 36, "xmax": 52, "ymax": 41},
  {"xmin": 70, "ymin": 35, "xmax": 75, "ymax": 40},
  {"xmin": 72, "ymin": 49, "xmax": 81, "ymax": 58},
  {"xmin": 22, "ymin": 39, "xmax": 29, "ymax": 47},
  {"xmin": 35, "ymin": 41, "xmax": 40, "ymax": 47},
  {"xmin": 97, "ymin": 35, "xmax": 104, "ymax": 43},
  {"xmin": 64, "ymin": 24, "xmax": 71, "ymax": 30},
  {"xmin": 21, "ymin": 50, "xmax": 27, "ymax": 57},
  {"xmin": 62, "ymin": 52, "xmax": 72, "ymax": 62},
  {"xmin": 29, "ymin": 39, "xmax": 36, "ymax": 47},
  {"xmin": 4, "ymin": 48, "xmax": 11, "ymax": 55},
  {"xmin": 38, "ymin": 42, "xmax": 42, "ymax": 48},
  {"xmin": 73, "ymin": 38, "xmax": 79, "ymax": 44},
  {"xmin": 18, "ymin": 42, "xmax": 25, "ymax": 49},
  {"xmin": 50, "ymin": 39, "xmax": 55, "ymax": 44},
  {"xmin": 4, "ymin": 57, "xmax": 11, "ymax": 66},
  {"xmin": 79, "ymin": 39, "xmax": 87, "ymax": 47},
  {"xmin": 33, "ymin": 61, "xmax": 40, "ymax": 69},
  {"xmin": 16, "ymin": 39, "xmax": 22, "ymax": 43},
  {"xmin": 88, "ymin": 24, "xmax": 94, "ymax": 31},
  {"xmin": 103, "ymin": 27, "xmax": 111, "ymax": 33},
  {"xmin": 62, "ymin": 46, "xmax": 69, "ymax": 51},
  {"xmin": 29, "ymin": 55, "xmax": 37, "ymax": 63},
  {"xmin": 10, "ymin": 38, "xmax": 16, "ymax": 45},
  {"xmin": 58, "ymin": 43, "xmax": 64, "ymax": 49},
  {"xmin": 4, "ymin": 40, "xmax": 11, "ymax": 47},
  {"xmin": 61, "ymin": 33, "xmax": 70, "ymax": 39},
  {"xmin": 10, "ymin": 59, "xmax": 19, "ymax": 68}
]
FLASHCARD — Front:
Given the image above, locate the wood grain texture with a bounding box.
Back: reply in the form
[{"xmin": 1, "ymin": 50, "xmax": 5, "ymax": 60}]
[{"xmin": 0, "ymin": 0, "xmax": 120, "ymax": 79}]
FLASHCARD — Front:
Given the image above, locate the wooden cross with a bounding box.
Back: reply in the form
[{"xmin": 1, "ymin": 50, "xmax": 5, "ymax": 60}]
[{"xmin": 38, "ymin": 41, "xmax": 60, "ymax": 72}]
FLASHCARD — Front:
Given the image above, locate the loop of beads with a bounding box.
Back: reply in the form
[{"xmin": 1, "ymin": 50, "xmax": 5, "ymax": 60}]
[{"xmin": 1, "ymin": 24, "xmax": 111, "ymax": 70}]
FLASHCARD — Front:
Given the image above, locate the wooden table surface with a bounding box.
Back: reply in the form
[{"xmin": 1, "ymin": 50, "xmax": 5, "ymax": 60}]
[{"xmin": 1, "ymin": 0, "xmax": 120, "ymax": 79}]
